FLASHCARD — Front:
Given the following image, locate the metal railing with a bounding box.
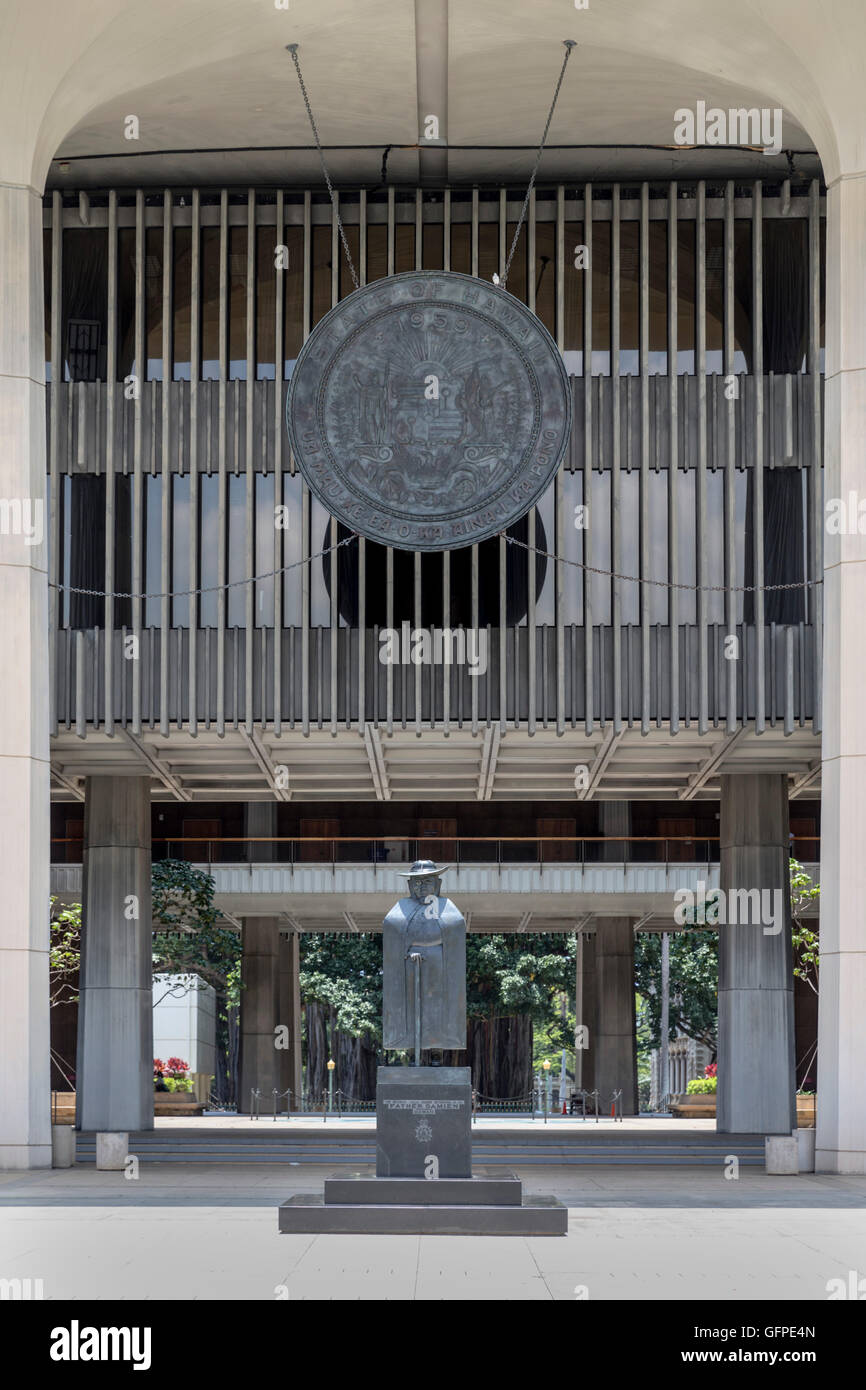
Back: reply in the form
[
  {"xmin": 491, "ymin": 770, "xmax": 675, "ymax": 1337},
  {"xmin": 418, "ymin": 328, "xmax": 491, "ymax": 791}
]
[{"xmin": 52, "ymin": 833, "xmax": 821, "ymax": 867}]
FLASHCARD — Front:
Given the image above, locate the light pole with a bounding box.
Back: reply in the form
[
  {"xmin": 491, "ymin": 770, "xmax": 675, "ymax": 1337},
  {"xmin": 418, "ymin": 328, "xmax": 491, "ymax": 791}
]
[
  {"xmin": 542, "ymin": 1058, "xmax": 551, "ymax": 1123},
  {"xmin": 327, "ymin": 1058, "xmax": 335, "ymax": 1113}
]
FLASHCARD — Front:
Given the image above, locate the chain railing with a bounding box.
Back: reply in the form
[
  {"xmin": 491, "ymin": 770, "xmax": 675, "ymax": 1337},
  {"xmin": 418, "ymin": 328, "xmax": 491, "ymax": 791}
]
[{"xmin": 248, "ymin": 1087, "xmax": 377, "ymax": 1120}]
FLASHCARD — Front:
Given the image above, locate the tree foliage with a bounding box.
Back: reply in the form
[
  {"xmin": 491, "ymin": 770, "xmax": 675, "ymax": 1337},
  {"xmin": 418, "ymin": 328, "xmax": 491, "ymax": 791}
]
[
  {"xmin": 49, "ymin": 898, "xmax": 82, "ymax": 1007},
  {"xmin": 151, "ymin": 859, "xmax": 240, "ymax": 997},
  {"xmin": 790, "ymin": 858, "xmax": 820, "ymax": 996},
  {"xmin": 298, "ymin": 931, "xmax": 577, "ymax": 1048},
  {"xmin": 299, "ymin": 933, "xmax": 382, "ymax": 1039},
  {"xmin": 634, "ymin": 929, "xmax": 719, "ymax": 1054},
  {"xmin": 466, "ymin": 934, "xmax": 575, "ymax": 1048}
]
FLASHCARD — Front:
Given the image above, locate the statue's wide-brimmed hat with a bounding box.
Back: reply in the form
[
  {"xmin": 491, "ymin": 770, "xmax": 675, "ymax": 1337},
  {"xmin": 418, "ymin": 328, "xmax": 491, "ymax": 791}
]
[{"xmin": 398, "ymin": 859, "xmax": 452, "ymax": 877}]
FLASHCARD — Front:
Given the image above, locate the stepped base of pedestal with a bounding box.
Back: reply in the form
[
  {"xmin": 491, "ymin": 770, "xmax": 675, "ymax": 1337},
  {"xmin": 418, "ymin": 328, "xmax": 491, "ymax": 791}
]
[
  {"xmin": 324, "ymin": 1167, "xmax": 522, "ymax": 1206},
  {"xmin": 278, "ymin": 1192, "xmax": 567, "ymax": 1235}
]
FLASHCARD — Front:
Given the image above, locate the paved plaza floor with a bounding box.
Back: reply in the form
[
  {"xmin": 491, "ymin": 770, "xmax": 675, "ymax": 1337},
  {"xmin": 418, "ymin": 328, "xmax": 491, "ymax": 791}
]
[{"xmin": 1, "ymin": 1161, "xmax": 864, "ymax": 1301}]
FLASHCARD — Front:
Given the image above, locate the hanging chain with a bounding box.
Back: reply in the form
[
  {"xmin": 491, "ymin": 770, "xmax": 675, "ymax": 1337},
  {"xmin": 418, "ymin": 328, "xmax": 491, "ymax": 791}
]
[
  {"xmin": 501, "ymin": 40, "xmax": 577, "ymax": 290},
  {"xmin": 50, "ymin": 532, "xmax": 358, "ymax": 602},
  {"xmin": 286, "ymin": 44, "xmax": 360, "ymax": 292},
  {"xmin": 503, "ymin": 532, "xmax": 821, "ymax": 594}
]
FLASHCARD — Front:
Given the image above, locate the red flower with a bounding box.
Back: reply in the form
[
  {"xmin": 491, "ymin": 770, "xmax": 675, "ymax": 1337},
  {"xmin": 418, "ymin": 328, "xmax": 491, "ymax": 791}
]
[
  {"xmin": 153, "ymin": 1058, "xmax": 165, "ymax": 1073},
  {"xmin": 165, "ymin": 1056, "xmax": 190, "ymax": 1076},
  {"xmin": 705, "ymin": 1063, "xmax": 717, "ymax": 1078}
]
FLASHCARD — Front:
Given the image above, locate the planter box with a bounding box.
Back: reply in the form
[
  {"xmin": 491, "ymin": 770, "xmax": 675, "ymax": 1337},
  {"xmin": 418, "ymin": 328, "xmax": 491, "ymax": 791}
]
[
  {"xmin": 670, "ymin": 1093, "xmax": 717, "ymax": 1118},
  {"xmin": 796, "ymin": 1095, "xmax": 816, "ymax": 1127},
  {"xmin": 154, "ymin": 1091, "xmax": 205, "ymax": 1117},
  {"xmin": 51, "ymin": 1091, "xmax": 76, "ymax": 1125}
]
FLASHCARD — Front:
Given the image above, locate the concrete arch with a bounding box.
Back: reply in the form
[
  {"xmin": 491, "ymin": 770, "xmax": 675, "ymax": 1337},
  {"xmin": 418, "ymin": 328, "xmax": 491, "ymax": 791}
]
[
  {"xmin": 3, "ymin": 1, "xmax": 865, "ymax": 189},
  {"xmin": 3, "ymin": 0, "xmax": 866, "ymax": 1172}
]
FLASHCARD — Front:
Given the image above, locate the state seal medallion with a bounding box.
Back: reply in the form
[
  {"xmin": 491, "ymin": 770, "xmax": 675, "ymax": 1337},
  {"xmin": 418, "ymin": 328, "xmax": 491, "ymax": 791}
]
[{"xmin": 286, "ymin": 271, "xmax": 571, "ymax": 552}]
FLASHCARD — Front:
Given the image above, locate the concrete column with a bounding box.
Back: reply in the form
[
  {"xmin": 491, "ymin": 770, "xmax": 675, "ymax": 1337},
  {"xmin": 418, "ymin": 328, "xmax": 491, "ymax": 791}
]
[
  {"xmin": 601, "ymin": 802, "xmax": 631, "ymax": 862},
  {"xmin": 245, "ymin": 802, "xmax": 277, "ymax": 862},
  {"xmin": 818, "ymin": 170, "xmax": 866, "ymax": 1173},
  {"xmin": 595, "ymin": 918, "xmax": 638, "ymax": 1115},
  {"xmin": 717, "ymin": 774, "xmax": 795, "ymax": 1135},
  {"xmin": 279, "ymin": 931, "xmax": 303, "ymax": 1109},
  {"xmin": 77, "ymin": 777, "xmax": 153, "ymax": 1133},
  {"xmin": 238, "ymin": 918, "xmax": 280, "ymax": 1114},
  {"xmin": 0, "ymin": 183, "xmax": 51, "ymax": 1169},
  {"xmin": 574, "ymin": 929, "xmax": 596, "ymax": 1094}
]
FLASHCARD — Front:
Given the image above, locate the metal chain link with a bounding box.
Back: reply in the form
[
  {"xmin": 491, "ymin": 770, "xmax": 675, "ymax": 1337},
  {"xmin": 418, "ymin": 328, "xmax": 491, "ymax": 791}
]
[
  {"xmin": 501, "ymin": 40, "xmax": 577, "ymax": 289},
  {"xmin": 503, "ymin": 531, "xmax": 821, "ymax": 594},
  {"xmin": 49, "ymin": 532, "xmax": 358, "ymax": 602},
  {"xmin": 52, "ymin": 527, "xmax": 820, "ymax": 602},
  {"xmin": 287, "ymin": 44, "xmax": 360, "ymax": 293}
]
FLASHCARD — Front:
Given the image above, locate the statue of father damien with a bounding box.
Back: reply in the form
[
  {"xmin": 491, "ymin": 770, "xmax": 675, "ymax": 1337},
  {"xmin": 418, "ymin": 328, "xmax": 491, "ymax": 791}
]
[{"xmin": 382, "ymin": 860, "xmax": 466, "ymax": 1057}]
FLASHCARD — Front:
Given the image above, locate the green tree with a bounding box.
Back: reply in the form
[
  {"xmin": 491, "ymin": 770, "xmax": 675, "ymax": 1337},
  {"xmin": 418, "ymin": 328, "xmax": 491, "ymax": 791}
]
[
  {"xmin": 151, "ymin": 859, "xmax": 240, "ymax": 1001},
  {"xmin": 467, "ymin": 934, "xmax": 575, "ymax": 1043},
  {"xmin": 634, "ymin": 930, "xmax": 719, "ymax": 1055},
  {"xmin": 49, "ymin": 899, "xmax": 82, "ymax": 1007},
  {"xmin": 299, "ymin": 932, "xmax": 382, "ymax": 1039},
  {"xmin": 790, "ymin": 858, "xmax": 820, "ymax": 997}
]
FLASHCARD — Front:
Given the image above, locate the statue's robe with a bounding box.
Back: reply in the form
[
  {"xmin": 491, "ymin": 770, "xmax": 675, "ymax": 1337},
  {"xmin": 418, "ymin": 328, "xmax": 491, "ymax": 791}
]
[{"xmin": 382, "ymin": 895, "xmax": 466, "ymax": 1051}]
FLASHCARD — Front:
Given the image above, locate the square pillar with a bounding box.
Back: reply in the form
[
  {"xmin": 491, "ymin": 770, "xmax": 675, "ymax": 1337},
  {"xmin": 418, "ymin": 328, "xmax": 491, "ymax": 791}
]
[
  {"xmin": 818, "ymin": 170, "xmax": 866, "ymax": 1173},
  {"xmin": 717, "ymin": 774, "xmax": 795, "ymax": 1135},
  {"xmin": 279, "ymin": 930, "xmax": 303, "ymax": 1109},
  {"xmin": 238, "ymin": 918, "xmax": 280, "ymax": 1114},
  {"xmin": 245, "ymin": 801, "xmax": 277, "ymax": 863},
  {"xmin": 0, "ymin": 183, "xmax": 51, "ymax": 1168},
  {"xmin": 574, "ymin": 929, "xmax": 596, "ymax": 1094},
  {"xmin": 594, "ymin": 918, "xmax": 638, "ymax": 1115},
  {"xmin": 77, "ymin": 776, "xmax": 154, "ymax": 1133}
]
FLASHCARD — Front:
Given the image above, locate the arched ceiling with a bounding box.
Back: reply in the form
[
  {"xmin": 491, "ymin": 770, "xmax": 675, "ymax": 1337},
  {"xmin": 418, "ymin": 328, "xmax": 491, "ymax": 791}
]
[{"xmin": 2, "ymin": 0, "xmax": 865, "ymax": 191}]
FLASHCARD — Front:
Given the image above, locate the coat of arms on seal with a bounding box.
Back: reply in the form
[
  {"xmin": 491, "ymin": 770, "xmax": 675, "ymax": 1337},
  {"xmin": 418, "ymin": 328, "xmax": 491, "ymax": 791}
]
[{"xmin": 286, "ymin": 271, "xmax": 571, "ymax": 552}]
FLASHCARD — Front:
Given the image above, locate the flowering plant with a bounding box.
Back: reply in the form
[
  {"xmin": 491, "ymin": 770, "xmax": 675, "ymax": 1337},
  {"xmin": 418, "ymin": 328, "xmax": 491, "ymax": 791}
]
[
  {"xmin": 686, "ymin": 1076, "xmax": 717, "ymax": 1094},
  {"xmin": 704, "ymin": 1063, "xmax": 717, "ymax": 1078}
]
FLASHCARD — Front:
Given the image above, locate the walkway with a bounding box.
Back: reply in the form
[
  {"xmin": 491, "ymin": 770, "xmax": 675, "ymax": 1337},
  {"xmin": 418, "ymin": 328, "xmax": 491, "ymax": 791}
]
[{"xmin": 1, "ymin": 1163, "xmax": 863, "ymax": 1300}]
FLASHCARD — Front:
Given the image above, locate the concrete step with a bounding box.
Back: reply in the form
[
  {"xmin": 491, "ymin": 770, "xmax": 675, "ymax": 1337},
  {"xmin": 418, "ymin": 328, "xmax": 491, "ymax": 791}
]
[
  {"xmin": 75, "ymin": 1129, "xmax": 766, "ymax": 1165},
  {"xmin": 324, "ymin": 1170, "xmax": 523, "ymax": 1205},
  {"xmin": 278, "ymin": 1193, "xmax": 568, "ymax": 1235}
]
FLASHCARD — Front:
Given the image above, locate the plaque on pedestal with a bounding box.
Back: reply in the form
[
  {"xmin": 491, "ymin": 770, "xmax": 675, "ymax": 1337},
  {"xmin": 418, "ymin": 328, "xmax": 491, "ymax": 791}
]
[{"xmin": 376, "ymin": 1066, "xmax": 471, "ymax": 1178}]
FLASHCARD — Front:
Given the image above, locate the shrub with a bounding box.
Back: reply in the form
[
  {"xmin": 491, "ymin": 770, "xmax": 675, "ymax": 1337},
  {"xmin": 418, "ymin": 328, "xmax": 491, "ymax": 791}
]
[
  {"xmin": 164, "ymin": 1076, "xmax": 194, "ymax": 1094},
  {"xmin": 686, "ymin": 1076, "xmax": 717, "ymax": 1095}
]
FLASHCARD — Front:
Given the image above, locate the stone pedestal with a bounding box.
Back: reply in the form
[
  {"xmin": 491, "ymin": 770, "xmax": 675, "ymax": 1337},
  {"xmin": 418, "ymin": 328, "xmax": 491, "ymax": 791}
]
[
  {"xmin": 279, "ymin": 1066, "xmax": 567, "ymax": 1234},
  {"xmin": 765, "ymin": 1135, "xmax": 799, "ymax": 1175},
  {"xmin": 376, "ymin": 1066, "xmax": 471, "ymax": 1178},
  {"xmin": 96, "ymin": 1132, "xmax": 128, "ymax": 1170},
  {"xmin": 51, "ymin": 1125, "xmax": 75, "ymax": 1168}
]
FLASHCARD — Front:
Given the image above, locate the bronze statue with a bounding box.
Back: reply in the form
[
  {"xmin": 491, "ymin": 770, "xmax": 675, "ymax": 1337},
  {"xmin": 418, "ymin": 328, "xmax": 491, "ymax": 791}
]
[{"xmin": 382, "ymin": 861, "xmax": 466, "ymax": 1062}]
